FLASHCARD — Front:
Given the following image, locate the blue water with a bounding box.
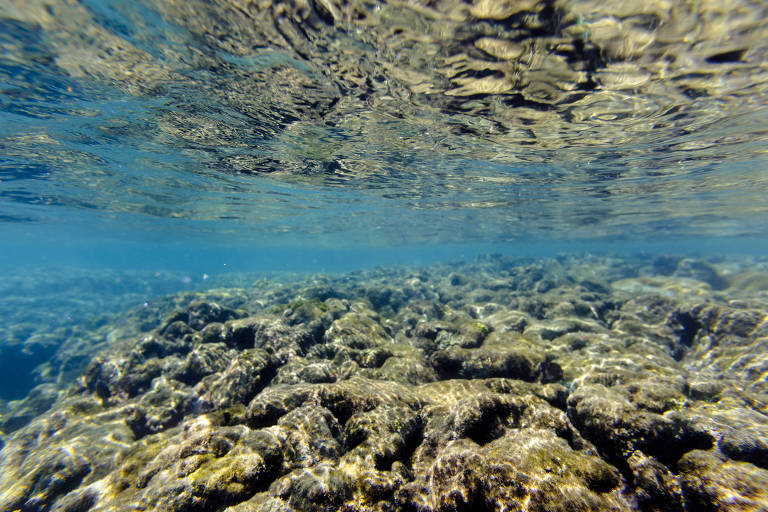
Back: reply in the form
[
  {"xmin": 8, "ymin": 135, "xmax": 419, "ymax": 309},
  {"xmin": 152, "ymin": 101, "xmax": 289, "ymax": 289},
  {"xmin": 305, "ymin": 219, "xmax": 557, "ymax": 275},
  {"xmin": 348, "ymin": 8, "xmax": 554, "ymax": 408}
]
[{"xmin": 1, "ymin": 0, "xmax": 767, "ymax": 401}]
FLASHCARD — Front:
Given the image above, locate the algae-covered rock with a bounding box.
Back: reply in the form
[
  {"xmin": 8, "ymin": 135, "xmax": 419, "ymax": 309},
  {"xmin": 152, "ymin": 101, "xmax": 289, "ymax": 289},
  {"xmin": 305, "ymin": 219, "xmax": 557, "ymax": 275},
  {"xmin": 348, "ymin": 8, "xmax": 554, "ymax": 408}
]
[
  {"xmin": 568, "ymin": 384, "xmax": 713, "ymax": 470},
  {"xmin": 430, "ymin": 345, "xmax": 542, "ymax": 381},
  {"xmin": 195, "ymin": 349, "xmax": 277, "ymax": 410},
  {"xmin": 1, "ymin": 255, "xmax": 767, "ymax": 511},
  {"xmin": 678, "ymin": 449, "xmax": 768, "ymax": 511},
  {"xmin": 684, "ymin": 403, "xmax": 768, "ymax": 469},
  {"xmin": 325, "ymin": 310, "xmax": 392, "ymax": 350},
  {"xmin": 397, "ymin": 432, "xmax": 627, "ymax": 512}
]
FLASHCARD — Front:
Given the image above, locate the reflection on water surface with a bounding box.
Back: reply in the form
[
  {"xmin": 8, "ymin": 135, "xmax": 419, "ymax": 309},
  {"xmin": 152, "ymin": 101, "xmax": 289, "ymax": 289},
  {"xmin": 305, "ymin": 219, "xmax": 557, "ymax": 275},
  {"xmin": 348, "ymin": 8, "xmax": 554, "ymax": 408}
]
[{"xmin": 1, "ymin": 0, "xmax": 767, "ymax": 240}]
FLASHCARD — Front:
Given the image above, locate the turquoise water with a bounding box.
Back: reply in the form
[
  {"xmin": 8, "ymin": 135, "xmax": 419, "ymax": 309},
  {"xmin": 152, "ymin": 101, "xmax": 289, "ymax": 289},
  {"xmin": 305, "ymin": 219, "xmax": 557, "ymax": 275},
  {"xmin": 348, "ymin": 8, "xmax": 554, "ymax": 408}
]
[{"xmin": 1, "ymin": 2, "xmax": 768, "ymax": 510}]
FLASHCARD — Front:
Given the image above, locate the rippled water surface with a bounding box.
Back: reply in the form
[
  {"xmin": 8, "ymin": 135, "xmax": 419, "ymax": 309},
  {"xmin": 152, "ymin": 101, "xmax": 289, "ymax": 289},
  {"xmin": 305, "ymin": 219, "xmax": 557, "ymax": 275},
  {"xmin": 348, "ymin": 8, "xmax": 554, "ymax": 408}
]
[{"xmin": 1, "ymin": 0, "xmax": 767, "ymax": 247}]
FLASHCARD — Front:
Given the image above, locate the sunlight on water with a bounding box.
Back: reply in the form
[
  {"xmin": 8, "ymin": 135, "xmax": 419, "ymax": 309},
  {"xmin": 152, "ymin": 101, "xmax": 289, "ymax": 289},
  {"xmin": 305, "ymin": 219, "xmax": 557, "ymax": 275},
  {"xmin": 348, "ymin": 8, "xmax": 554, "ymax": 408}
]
[{"xmin": 1, "ymin": 0, "xmax": 767, "ymax": 244}]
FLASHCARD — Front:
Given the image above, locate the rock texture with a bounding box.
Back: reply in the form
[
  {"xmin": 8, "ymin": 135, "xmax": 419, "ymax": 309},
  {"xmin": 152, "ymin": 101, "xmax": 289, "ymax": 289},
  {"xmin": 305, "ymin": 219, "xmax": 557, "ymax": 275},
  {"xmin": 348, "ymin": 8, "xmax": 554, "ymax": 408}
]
[{"xmin": 1, "ymin": 254, "xmax": 767, "ymax": 511}]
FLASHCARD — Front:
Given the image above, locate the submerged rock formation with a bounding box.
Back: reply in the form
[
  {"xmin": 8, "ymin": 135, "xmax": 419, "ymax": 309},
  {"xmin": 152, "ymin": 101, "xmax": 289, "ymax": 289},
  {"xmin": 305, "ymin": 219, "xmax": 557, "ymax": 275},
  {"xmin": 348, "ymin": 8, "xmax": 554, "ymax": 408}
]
[{"xmin": 1, "ymin": 254, "xmax": 767, "ymax": 511}]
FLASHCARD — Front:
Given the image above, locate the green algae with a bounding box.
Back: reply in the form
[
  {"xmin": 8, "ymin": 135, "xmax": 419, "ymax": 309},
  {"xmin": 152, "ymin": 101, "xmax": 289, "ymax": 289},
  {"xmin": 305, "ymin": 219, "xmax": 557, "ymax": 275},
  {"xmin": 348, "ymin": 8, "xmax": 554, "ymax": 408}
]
[{"xmin": 268, "ymin": 297, "xmax": 330, "ymax": 314}]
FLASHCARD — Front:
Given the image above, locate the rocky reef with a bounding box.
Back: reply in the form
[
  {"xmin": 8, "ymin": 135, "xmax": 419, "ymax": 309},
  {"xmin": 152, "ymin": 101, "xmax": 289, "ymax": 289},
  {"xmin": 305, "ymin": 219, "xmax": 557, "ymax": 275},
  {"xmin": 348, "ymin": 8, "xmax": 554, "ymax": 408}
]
[{"xmin": 1, "ymin": 254, "xmax": 767, "ymax": 511}]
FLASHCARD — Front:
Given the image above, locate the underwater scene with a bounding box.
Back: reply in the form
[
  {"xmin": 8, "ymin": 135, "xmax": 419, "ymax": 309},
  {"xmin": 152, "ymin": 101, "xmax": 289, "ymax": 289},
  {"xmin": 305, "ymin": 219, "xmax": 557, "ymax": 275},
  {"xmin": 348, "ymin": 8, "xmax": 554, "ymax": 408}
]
[{"xmin": 1, "ymin": 0, "xmax": 768, "ymax": 511}]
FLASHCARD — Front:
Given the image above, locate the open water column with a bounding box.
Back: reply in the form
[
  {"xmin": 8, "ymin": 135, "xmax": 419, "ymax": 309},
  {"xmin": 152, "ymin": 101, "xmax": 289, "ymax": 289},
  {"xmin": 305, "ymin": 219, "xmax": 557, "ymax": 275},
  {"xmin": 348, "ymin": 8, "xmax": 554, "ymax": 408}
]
[{"xmin": 1, "ymin": 0, "xmax": 767, "ymax": 510}]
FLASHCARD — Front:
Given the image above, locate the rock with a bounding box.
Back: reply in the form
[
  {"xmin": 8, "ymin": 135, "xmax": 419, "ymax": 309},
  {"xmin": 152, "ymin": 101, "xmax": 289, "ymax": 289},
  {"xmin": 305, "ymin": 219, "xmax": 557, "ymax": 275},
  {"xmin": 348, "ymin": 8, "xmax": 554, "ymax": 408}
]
[
  {"xmin": 652, "ymin": 255, "xmax": 682, "ymax": 276},
  {"xmin": 325, "ymin": 311, "xmax": 392, "ymax": 350},
  {"xmin": 674, "ymin": 259, "xmax": 729, "ymax": 290},
  {"xmin": 398, "ymin": 432, "xmax": 627, "ymax": 512},
  {"xmin": 685, "ymin": 404, "xmax": 768, "ymax": 469},
  {"xmin": 272, "ymin": 463, "xmax": 351, "ymax": 512},
  {"xmin": 111, "ymin": 418, "xmax": 284, "ymax": 511},
  {"xmin": 679, "ymin": 449, "xmax": 768, "ymax": 511},
  {"xmin": 2, "ymin": 255, "xmax": 767, "ymax": 511},
  {"xmin": 169, "ymin": 343, "xmax": 232, "ymax": 385},
  {"xmin": 0, "ymin": 383, "xmax": 59, "ymax": 433},
  {"xmin": 627, "ymin": 450, "xmax": 685, "ymax": 512},
  {"xmin": 430, "ymin": 345, "xmax": 542, "ymax": 381},
  {"xmin": 524, "ymin": 317, "xmax": 606, "ymax": 341},
  {"xmin": 567, "ymin": 384, "xmax": 713, "ymax": 471},
  {"xmin": 195, "ymin": 349, "xmax": 277, "ymax": 410}
]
